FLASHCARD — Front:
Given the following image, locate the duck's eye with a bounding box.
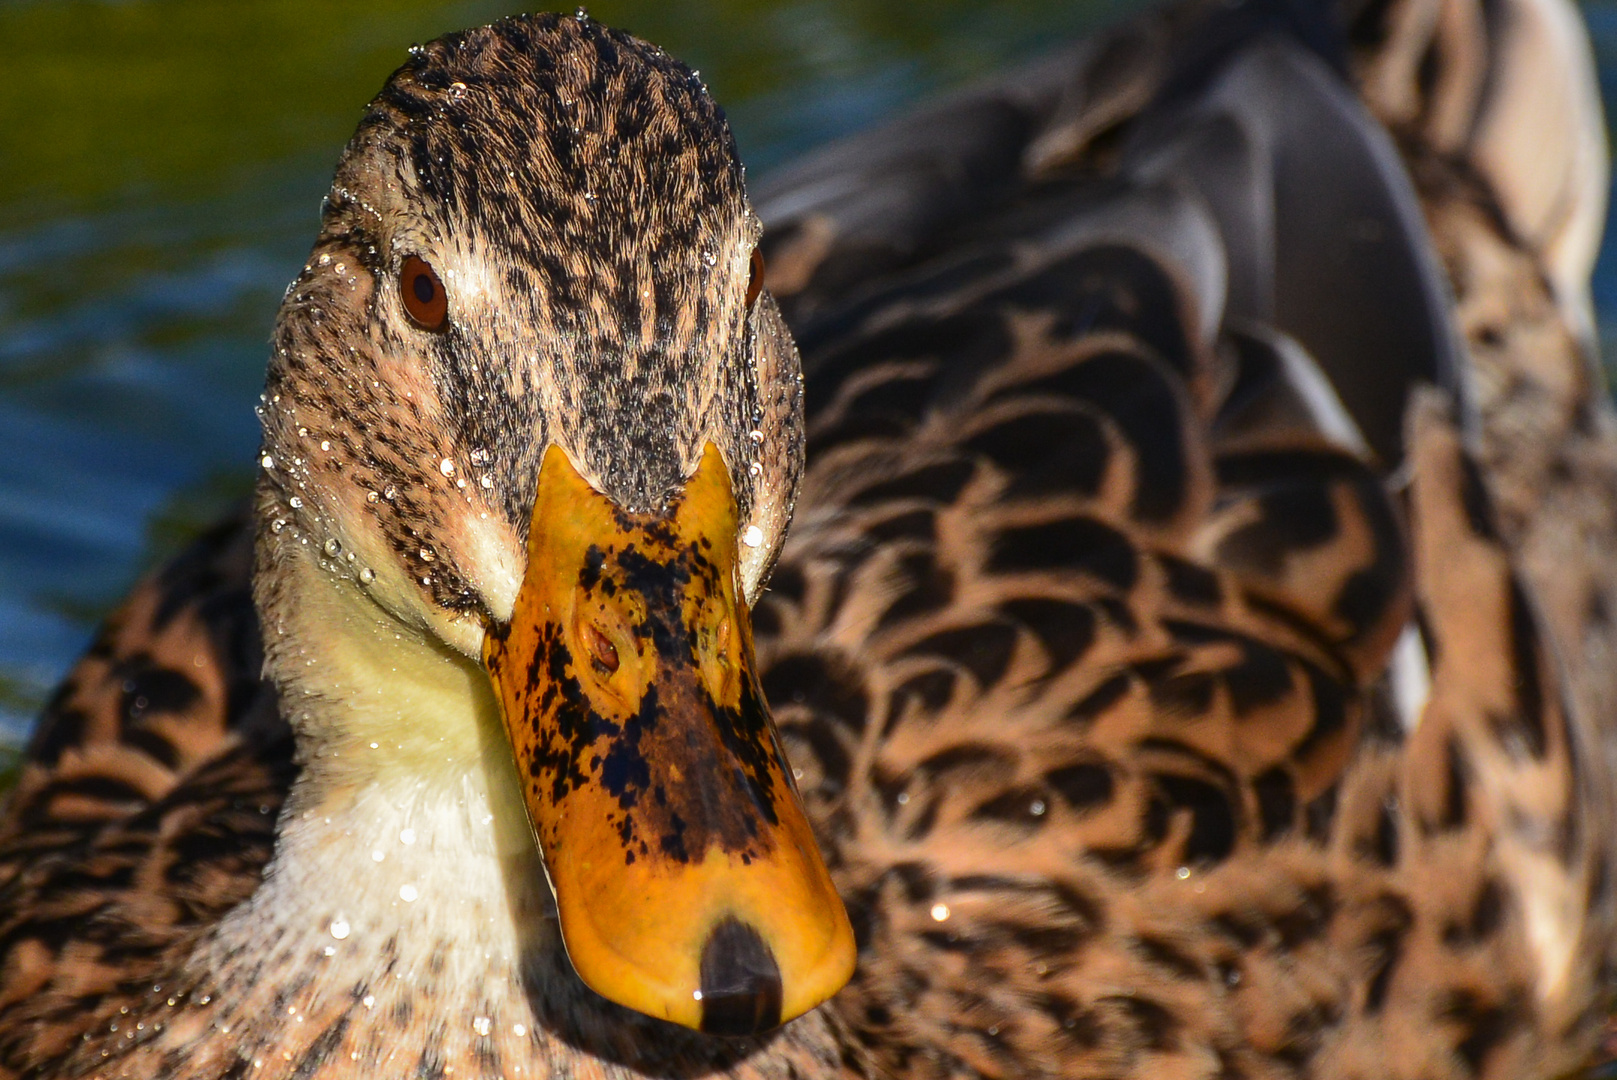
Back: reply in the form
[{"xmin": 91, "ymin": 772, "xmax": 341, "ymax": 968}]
[
  {"xmin": 745, "ymin": 248, "xmax": 766, "ymax": 309},
  {"xmin": 400, "ymin": 255, "xmax": 448, "ymax": 330}
]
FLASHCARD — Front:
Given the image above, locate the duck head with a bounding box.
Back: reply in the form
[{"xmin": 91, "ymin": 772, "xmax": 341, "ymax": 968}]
[{"xmin": 252, "ymin": 13, "xmax": 852, "ymax": 1036}]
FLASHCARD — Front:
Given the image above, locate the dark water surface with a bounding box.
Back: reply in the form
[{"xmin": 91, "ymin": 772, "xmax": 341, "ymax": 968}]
[{"xmin": 0, "ymin": 0, "xmax": 1614, "ymax": 743}]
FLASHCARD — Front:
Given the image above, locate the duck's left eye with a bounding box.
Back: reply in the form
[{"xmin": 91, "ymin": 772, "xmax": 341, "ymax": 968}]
[
  {"xmin": 401, "ymin": 255, "xmax": 448, "ymax": 330},
  {"xmin": 745, "ymin": 248, "xmax": 766, "ymax": 310}
]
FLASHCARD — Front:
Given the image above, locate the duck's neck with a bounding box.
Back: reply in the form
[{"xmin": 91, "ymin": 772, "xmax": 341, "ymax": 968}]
[
  {"xmin": 201, "ymin": 534, "xmax": 557, "ymax": 1058},
  {"xmin": 159, "ymin": 532, "xmax": 855, "ymax": 1080},
  {"xmin": 251, "ymin": 521, "xmax": 539, "ymax": 931}
]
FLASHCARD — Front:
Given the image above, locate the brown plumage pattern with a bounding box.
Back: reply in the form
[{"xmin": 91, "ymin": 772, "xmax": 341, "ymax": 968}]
[{"xmin": 0, "ymin": 0, "xmax": 1613, "ymax": 1076}]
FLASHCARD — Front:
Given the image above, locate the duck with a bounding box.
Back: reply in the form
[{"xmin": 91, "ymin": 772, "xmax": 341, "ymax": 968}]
[{"xmin": 0, "ymin": 0, "xmax": 1612, "ymax": 1076}]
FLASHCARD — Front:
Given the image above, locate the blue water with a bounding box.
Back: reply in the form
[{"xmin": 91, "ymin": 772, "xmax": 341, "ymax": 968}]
[
  {"xmin": 1586, "ymin": 2, "xmax": 1617, "ymax": 326},
  {"xmin": 0, "ymin": 0, "xmax": 1613, "ymax": 743}
]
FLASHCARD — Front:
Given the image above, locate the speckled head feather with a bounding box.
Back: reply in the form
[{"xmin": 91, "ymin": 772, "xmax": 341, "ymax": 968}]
[{"xmin": 260, "ymin": 12, "xmax": 803, "ymax": 623}]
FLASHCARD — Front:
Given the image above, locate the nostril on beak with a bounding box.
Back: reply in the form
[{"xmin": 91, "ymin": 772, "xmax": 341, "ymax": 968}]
[
  {"xmin": 698, "ymin": 917, "xmax": 784, "ymax": 1036},
  {"xmin": 580, "ymin": 621, "xmax": 620, "ymax": 673}
]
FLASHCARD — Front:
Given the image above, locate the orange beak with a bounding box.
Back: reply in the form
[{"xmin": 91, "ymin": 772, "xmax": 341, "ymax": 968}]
[{"xmin": 483, "ymin": 441, "xmax": 854, "ymax": 1034}]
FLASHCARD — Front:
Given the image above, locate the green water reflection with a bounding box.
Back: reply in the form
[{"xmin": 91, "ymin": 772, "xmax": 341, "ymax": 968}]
[{"xmin": 0, "ymin": 0, "xmax": 1133, "ymax": 216}]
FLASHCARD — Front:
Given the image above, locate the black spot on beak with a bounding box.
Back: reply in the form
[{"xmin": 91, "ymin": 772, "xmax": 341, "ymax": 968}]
[{"xmin": 698, "ymin": 917, "xmax": 784, "ymax": 1035}]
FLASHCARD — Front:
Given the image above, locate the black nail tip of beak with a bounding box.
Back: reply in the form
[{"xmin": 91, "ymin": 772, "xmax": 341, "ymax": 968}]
[{"xmin": 698, "ymin": 917, "xmax": 784, "ymax": 1036}]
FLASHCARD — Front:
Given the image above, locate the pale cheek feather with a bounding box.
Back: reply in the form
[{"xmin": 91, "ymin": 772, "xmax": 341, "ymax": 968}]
[
  {"xmin": 301, "ymin": 463, "xmax": 508, "ymax": 657},
  {"xmin": 265, "ymin": 538, "xmax": 501, "ymax": 781},
  {"xmin": 443, "ymin": 504, "xmax": 524, "ymax": 623}
]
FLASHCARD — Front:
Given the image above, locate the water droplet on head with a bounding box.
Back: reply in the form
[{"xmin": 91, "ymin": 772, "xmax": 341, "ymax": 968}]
[
  {"xmin": 289, "ymin": 497, "xmax": 303, "ymax": 510},
  {"xmin": 324, "ymin": 539, "xmax": 341, "ymax": 557},
  {"xmin": 399, "ymin": 884, "xmax": 419, "ymax": 903},
  {"xmin": 749, "ymin": 429, "xmax": 764, "ymax": 443},
  {"xmin": 359, "ymin": 568, "xmax": 376, "ymax": 585},
  {"xmin": 366, "ymin": 491, "xmax": 380, "ymax": 503},
  {"xmin": 930, "ymin": 903, "xmax": 950, "ymax": 922},
  {"xmin": 329, "ymin": 919, "xmax": 350, "ymax": 940},
  {"xmin": 440, "ymin": 458, "xmax": 456, "ymax": 477},
  {"xmin": 261, "ymin": 455, "xmax": 275, "ymax": 470},
  {"xmin": 742, "ymin": 525, "xmax": 764, "ymax": 548}
]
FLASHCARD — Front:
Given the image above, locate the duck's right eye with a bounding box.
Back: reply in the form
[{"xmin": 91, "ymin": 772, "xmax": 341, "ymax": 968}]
[
  {"xmin": 401, "ymin": 255, "xmax": 449, "ymax": 330},
  {"xmin": 745, "ymin": 248, "xmax": 766, "ymax": 309}
]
